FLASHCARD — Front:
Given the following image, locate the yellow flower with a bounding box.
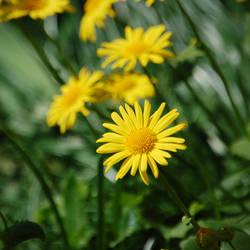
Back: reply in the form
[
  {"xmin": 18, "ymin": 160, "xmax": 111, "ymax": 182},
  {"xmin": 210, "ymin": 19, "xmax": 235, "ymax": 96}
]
[
  {"xmin": 96, "ymin": 100, "xmax": 187, "ymax": 185},
  {"xmin": 47, "ymin": 67, "xmax": 103, "ymax": 134},
  {"xmin": 135, "ymin": 0, "xmax": 165, "ymax": 7},
  {"xmin": 0, "ymin": 0, "xmax": 74, "ymax": 22},
  {"xmin": 79, "ymin": 0, "xmax": 121, "ymax": 42},
  {"xmin": 97, "ymin": 24, "xmax": 175, "ymax": 72},
  {"xmin": 96, "ymin": 72, "xmax": 155, "ymax": 104}
]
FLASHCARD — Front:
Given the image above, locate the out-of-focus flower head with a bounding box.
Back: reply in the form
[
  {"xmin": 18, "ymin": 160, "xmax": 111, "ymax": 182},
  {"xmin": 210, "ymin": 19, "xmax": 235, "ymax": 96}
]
[
  {"xmin": 46, "ymin": 67, "xmax": 104, "ymax": 134},
  {"xmin": 97, "ymin": 24, "xmax": 175, "ymax": 72},
  {"xmin": 0, "ymin": 0, "xmax": 74, "ymax": 22},
  {"xmin": 94, "ymin": 72, "xmax": 155, "ymax": 105},
  {"xmin": 79, "ymin": 0, "xmax": 122, "ymax": 42},
  {"xmin": 96, "ymin": 100, "xmax": 187, "ymax": 185}
]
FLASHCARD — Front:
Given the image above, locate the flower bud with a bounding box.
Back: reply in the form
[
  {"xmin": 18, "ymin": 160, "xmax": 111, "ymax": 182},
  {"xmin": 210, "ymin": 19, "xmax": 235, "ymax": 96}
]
[{"xmin": 196, "ymin": 227, "xmax": 220, "ymax": 249}]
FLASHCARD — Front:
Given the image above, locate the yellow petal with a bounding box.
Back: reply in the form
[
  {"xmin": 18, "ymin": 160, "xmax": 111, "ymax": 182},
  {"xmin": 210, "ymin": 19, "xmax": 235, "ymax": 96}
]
[
  {"xmin": 130, "ymin": 154, "xmax": 141, "ymax": 176},
  {"xmin": 157, "ymin": 122, "xmax": 187, "ymax": 138},
  {"xmin": 147, "ymin": 154, "xmax": 159, "ymax": 178}
]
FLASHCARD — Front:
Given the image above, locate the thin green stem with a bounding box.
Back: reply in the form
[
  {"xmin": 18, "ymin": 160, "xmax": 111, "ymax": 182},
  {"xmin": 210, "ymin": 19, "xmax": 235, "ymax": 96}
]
[
  {"xmin": 97, "ymin": 156, "xmax": 105, "ymax": 250},
  {"xmin": 16, "ymin": 21, "xmax": 65, "ymax": 85},
  {"xmin": 82, "ymin": 115, "xmax": 99, "ymax": 140},
  {"xmin": 191, "ymin": 153, "xmax": 221, "ymax": 220},
  {"xmin": 229, "ymin": 242, "xmax": 238, "ymax": 250},
  {"xmin": 38, "ymin": 23, "xmax": 77, "ymax": 77},
  {"xmin": 176, "ymin": 0, "xmax": 247, "ymax": 136},
  {"xmin": 0, "ymin": 123, "xmax": 70, "ymax": 249},
  {"xmin": 0, "ymin": 211, "xmax": 8, "ymax": 230},
  {"xmin": 159, "ymin": 171, "xmax": 199, "ymax": 228}
]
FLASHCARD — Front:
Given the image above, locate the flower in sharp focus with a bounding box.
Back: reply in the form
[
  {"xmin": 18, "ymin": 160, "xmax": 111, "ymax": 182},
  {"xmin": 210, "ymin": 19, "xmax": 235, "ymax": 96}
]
[
  {"xmin": 135, "ymin": 0, "xmax": 165, "ymax": 7},
  {"xmin": 96, "ymin": 100, "xmax": 187, "ymax": 185},
  {"xmin": 79, "ymin": 0, "xmax": 122, "ymax": 42},
  {"xmin": 96, "ymin": 72, "xmax": 155, "ymax": 105},
  {"xmin": 0, "ymin": 0, "xmax": 74, "ymax": 22},
  {"xmin": 97, "ymin": 24, "xmax": 175, "ymax": 72},
  {"xmin": 46, "ymin": 67, "xmax": 104, "ymax": 134}
]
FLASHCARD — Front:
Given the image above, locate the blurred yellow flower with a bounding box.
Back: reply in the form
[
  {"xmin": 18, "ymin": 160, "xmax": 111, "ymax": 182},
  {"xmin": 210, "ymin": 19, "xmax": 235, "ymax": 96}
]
[
  {"xmin": 96, "ymin": 72, "xmax": 155, "ymax": 104},
  {"xmin": 135, "ymin": 0, "xmax": 165, "ymax": 7},
  {"xmin": 96, "ymin": 100, "xmax": 187, "ymax": 185},
  {"xmin": 97, "ymin": 24, "xmax": 174, "ymax": 71},
  {"xmin": 79, "ymin": 0, "xmax": 121, "ymax": 42},
  {"xmin": 0, "ymin": 0, "xmax": 74, "ymax": 22},
  {"xmin": 47, "ymin": 67, "xmax": 103, "ymax": 134}
]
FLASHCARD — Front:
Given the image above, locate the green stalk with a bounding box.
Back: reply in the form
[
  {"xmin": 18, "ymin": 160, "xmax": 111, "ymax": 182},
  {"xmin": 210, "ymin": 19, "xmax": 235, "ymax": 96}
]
[
  {"xmin": 191, "ymin": 153, "xmax": 221, "ymax": 220},
  {"xmin": 0, "ymin": 123, "xmax": 70, "ymax": 249},
  {"xmin": 176, "ymin": 0, "xmax": 247, "ymax": 136},
  {"xmin": 229, "ymin": 242, "xmax": 238, "ymax": 250},
  {"xmin": 16, "ymin": 22, "xmax": 65, "ymax": 86},
  {"xmin": 38, "ymin": 23, "xmax": 77, "ymax": 77},
  {"xmin": 159, "ymin": 172, "xmax": 199, "ymax": 228},
  {"xmin": 0, "ymin": 211, "xmax": 8, "ymax": 230},
  {"xmin": 97, "ymin": 156, "xmax": 105, "ymax": 250}
]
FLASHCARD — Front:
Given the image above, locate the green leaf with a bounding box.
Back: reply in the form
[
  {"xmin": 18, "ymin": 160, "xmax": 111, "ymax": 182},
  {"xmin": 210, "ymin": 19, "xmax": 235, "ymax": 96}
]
[
  {"xmin": 230, "ymin": 137, "xmax": 250, "ymax": 160},
  {"xmin": 1, "ymin": 221, "xmax": 45, "ymax": 248},
  {"xmin": 180, "ymin": 235, "xmax": 200, "ymax": 250}
]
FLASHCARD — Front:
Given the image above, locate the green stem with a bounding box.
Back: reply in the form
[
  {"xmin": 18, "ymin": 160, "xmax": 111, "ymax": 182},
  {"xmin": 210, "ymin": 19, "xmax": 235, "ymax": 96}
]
[
  {"xmin": 0, "ymin": 123, "xmax": 70, "ymax": 249},
  {"xmin": 229, "ymin": 242, "xmax": 237, "ymax": 250},
  {"xmin": 82, "ymin": 115, "xmax": 99, "ymax": 140},
  {"xmin": 0, "ymin": 211, "xmax": 8, "ymax": 230},
  {"xmin": 97, "ymin": 156, "xmax": 105, "ymax": 250},
  {"xmin": 159, "ymin": 172, "xmax": 199, "ymax": 228},
  {"xmin": 16, "ymin": 21, "xmax": 65, "ymax": 85},
  {"xmin": 176, "ymin": 0, "xmax": 247, "ymax": 136},
  {"xmin": 38, "ymin": 23, "xmax": 77, "ymax": 77},
  {"xmin": 192, "ymin": 153, "xmax": 221, "ymax": 220}
]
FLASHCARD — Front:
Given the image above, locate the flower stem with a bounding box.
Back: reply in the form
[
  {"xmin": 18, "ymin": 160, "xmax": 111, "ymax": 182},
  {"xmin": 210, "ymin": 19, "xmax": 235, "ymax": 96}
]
[
  {"xmin": 191, "ymin": 153, "xmax": 221, "ymax": 220},
  {"xmin": 0, "ymin": 122, "xmax": 70, "ymax": 249},
  {"xmin": 98, "ymin": 156, "xmax": 105, "ymax": 250},
  {"xmin": 38, "ymin": 23, "xmax": 78, "ymax": 77},
  {"xmin": 0, "ymin": 211, "xmax": 8, "ymax": 230},
  {"xmin": 159, "ymin": 171, "xmax": 199, "ymax": 228},
  {"xmin": 176, "ymin": 0, "xmax": 247, "ymax": 136},
  {"xmin": 16, "ymin": 21, "xmax": 65, "ymax": 85}
]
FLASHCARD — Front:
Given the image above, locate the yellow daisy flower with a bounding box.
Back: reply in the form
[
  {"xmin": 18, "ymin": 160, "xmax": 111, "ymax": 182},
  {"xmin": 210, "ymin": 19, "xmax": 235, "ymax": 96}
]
[
  {"xmin": 135, "ymin": 0, "xmax": 165, "ymax": 7},
  {"xmin": 97, "ymin": 24, "xmax": 175, "ymax": 72},
  {"xmin": 79, "ymin": 0, "xmax": 121, "ymax": 42},
  {"xmin": 96, "ymin": 100, "xmax": 187, "ymax": 185},
  {"xmin": 47, "ymin": 67, "xmax": 104, "ymax": 134},
  {"xmin": 0, "ymin": 0, "xmax": 74, "ymax": 22},
  {"xmin": 96, "ymin": 72, "xmax": 155, "ymax": 104}
]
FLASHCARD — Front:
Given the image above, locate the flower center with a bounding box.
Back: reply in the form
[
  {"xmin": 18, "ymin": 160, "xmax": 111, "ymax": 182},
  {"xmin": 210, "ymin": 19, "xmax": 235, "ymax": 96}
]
[
  {"xmin": 20, "ymin": 0, "xmax": 45, "ymax": 10},
  {"xmin": 126, "ymin": 128, "xmax": 156, "ymax": 154},
  {"xmin": 61, "ymin": 85, "xmax": 83, "ymax": 107},
  {"xmin": 125, "ymin": 41, "xmax": 149, "ymax": 56},
  {"xmin": 84, "ymin": 0, "xmax": 102, "ymax": 13}
]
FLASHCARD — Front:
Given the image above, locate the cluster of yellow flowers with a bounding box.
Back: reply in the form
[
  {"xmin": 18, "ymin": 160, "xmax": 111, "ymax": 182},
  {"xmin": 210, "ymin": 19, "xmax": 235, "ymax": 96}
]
[{"xmin": 1, "ymin": 0, "xmax": 187, "ymax": 185}]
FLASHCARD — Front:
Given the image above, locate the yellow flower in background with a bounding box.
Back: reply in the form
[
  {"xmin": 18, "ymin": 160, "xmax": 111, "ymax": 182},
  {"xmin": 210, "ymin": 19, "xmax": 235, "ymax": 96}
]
[
  {"xmin": 97, "ymin": 24, "xmax": 175, "ymax": 72},
  {"xmin": 135, "ymin": 0, "xmax": 165, "ymax": 7},
  {"xmin": 79, "ymin": 0, "xmax": 121, "ymax": 42},
  {"xmin": 0, "ymin": 0, "xmax": 74, "ymax": 22},
  {"xmin": 47, "ymin": 67, "xmax": 103, "ymax": 134},
  {"xmin": 97, "ymin": 72, "xmax": 155, "ymax": 104},
  {"xmin": 96, "ymin": 100, "xmax": 187, "ymax": 185}
]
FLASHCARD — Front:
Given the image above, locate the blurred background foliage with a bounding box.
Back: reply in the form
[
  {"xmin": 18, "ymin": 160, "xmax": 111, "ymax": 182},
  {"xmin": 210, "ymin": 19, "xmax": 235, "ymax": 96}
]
[{"xmin": 0, "ymin": 0, "xmax": 250, "ymax": 249}]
